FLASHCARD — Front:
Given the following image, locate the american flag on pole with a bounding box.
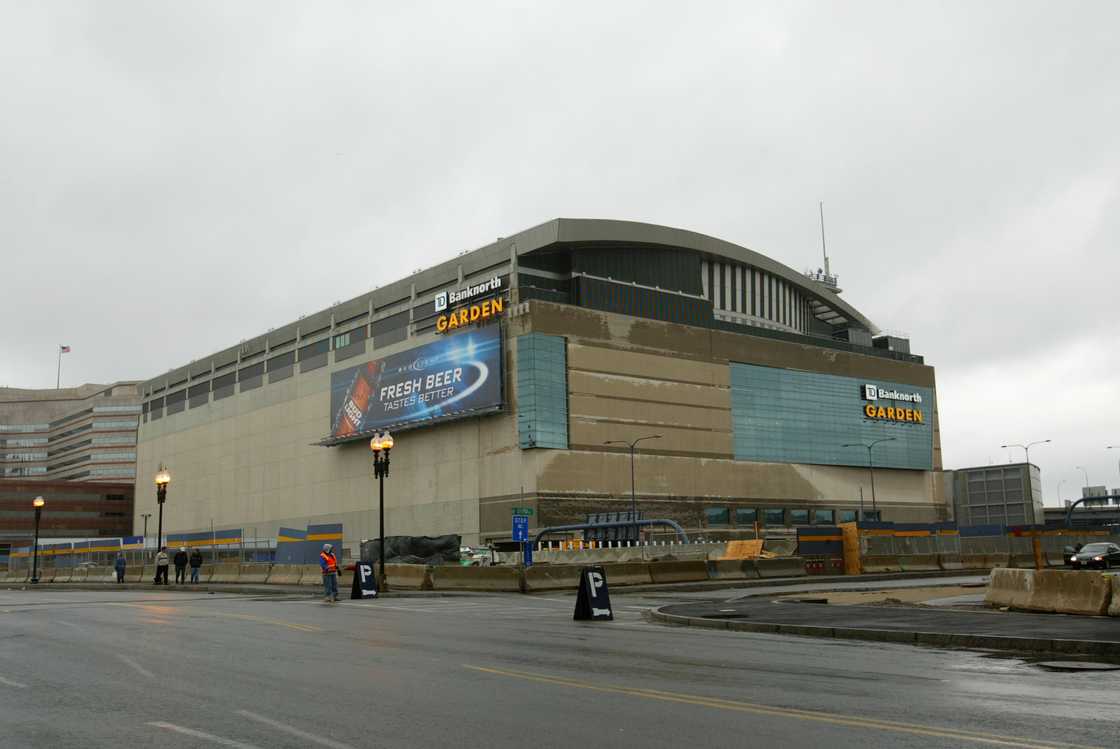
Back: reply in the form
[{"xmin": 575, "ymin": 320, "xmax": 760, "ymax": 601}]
[{"xmin": 59, "ymin": 345, "xmax": 71, "ymax": 353}]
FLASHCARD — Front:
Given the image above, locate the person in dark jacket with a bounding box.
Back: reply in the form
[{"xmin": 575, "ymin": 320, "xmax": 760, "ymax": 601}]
[
  {"xmin": 189, "ymin": 548, "xmax": 203, "ymax": 584},
  {"xmin": 173, "ymin": 547, "xmax": 189, "ymax": 584},
  {"xmin": 114, "ymin": 552, "xmax": 127, "ymax": 584}
]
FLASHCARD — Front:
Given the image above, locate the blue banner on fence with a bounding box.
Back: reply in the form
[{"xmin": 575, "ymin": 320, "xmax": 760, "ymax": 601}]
[{"xmin": 275, "ymin": 527, "xmax": 308, "ymax": 564}]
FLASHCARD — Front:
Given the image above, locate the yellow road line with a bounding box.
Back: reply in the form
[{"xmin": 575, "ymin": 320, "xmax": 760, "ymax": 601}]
[
  {"xmin": 210, "ymin": 611, "xmax": 321, "ymax": 633},
  {"xmin": 464, "ymin": 665, "xmax": 1101, "ymax": 749},
  {"xmin": 115, "ymin": 603, "xmax": 319, "ymax": 633}
]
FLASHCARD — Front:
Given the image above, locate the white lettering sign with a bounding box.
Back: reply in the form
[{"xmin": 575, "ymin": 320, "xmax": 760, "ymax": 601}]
[
  {"xmin": 862, "ymin": 383, "xmax": 923, "ymax": 404},
  {"xmin": 433, "ymin": 276, "xmax": 503, "ymax": 311}
]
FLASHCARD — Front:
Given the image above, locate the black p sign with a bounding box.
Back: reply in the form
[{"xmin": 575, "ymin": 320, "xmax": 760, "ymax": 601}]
[
  {"xmin": 573, "ymin": 565, "xmax": 612, "ymax": 621},
  {"xmin": 350, "ymin": 562, "xmax": 378, "ymax": 599}
]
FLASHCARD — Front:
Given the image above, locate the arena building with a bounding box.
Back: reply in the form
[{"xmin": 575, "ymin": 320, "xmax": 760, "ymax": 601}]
[{"xmin": 134, "ymin": 219, "xmax": 947, "ymax": 551}]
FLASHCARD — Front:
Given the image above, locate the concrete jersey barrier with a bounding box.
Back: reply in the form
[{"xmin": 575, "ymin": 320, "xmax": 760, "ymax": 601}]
[
  {"xmin": 209, "ymin": 563, "xmax": 241, "ymax": 583},
  {"xmin": 1111, "ymin": 577, "xmax": 1120, "ymax": 618},
  {"xmin": 706, "ymin": 559, "xmax": 760, "ymax": 581},
  {"xmin": 523, "ymin": 565, "xmax": 582, "ymax": 592},
  {"xmin": 606, "ymin": 562, "xmax": 654, "ymax": 587},
  {"xmin": 298, "ymin": 565, "xmax": 326, "ymax": 585},
  {"xmin": 268, "ymin": 565, "xmax": 304, "ymax": 585},
  {"xmin": 1028, "ymin": 570, "xmax": 1112, "ymax": 616},
  {"xmin": 899, "ymin": 554, "xmax": 940, "ymax": 573},
  {"xmin": 647, "ymin": 560, "xmax": 709, "ymax": 584},
  {"xmin": 937, "ymin": 554, "xmax": 963, "ymax": 571},
  {"xmin": 985, "ymin": 568, "xmax": 1035, "ymax": 610},
  {"xmin": 384, "ymin": 564, "xmax": 432, "ymax": 590},
  {"xmin": 860, "ymin": 555, "xmax": 902, "ymax": 574},
  {"xmin": 754, "ymin": 557, "xmax": 807, "ymax": 578},
  {"xmin": 238, "ymin": 564, "xmax": 272, "ymax": 584},
  {"xmin": 429, "ymin": 565, "xmax": 523, "ymax": 592}
]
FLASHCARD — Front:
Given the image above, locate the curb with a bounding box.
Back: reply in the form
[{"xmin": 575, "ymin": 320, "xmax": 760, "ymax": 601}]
[
  {"xmin": 646, "ymin": 606, "xmax": 1120, "ymax": 657},
  {"xmin": 1, "ymin": 569, "xmax": 991, "ymax": 598},
  {"xmin": 0, "ymin": 583, "xmax": 482, "ymax": 599},
  {"xmin": 608, "ymin": 568, "xmax": 990, "ymax": 595}
]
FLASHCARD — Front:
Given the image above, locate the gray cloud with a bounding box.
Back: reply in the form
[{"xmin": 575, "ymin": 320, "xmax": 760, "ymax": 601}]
[{"xmin": 3, "ymin": 1, "xmax": 1116, "ymax": 503}]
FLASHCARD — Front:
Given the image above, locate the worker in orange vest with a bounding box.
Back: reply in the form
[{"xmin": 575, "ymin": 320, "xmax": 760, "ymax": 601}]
[{"xmin": 319, "ymin": 543, "xmax": 340, "ymax": 603}]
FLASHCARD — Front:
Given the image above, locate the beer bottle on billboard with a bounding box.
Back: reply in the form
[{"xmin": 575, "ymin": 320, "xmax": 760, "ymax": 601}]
[{"xmin": 334, "ymin": 368, "xmax": 373, "ymax": 437}]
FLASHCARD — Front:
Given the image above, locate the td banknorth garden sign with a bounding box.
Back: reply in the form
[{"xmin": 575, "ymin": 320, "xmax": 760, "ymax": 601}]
[
  {"xmin": 434, "ymin": 276, "xmax": 505, "ymax": 334},
  {"xmin": 861, "ymin": 382, "xmax": 925, "ymax": 424}
]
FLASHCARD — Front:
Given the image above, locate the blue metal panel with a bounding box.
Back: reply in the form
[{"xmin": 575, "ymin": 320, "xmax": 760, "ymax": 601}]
[{"xmin": 730, "ymin": 362, "xmax": 934, "ymax": 470}]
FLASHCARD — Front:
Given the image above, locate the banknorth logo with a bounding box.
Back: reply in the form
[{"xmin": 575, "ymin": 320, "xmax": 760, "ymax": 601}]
[
  {"xmin": 862, "ymin": 383, "xmax": 922, "ymax": 404},
  {"xmin": 433, "ymin": 276, "xmax": 502, "ymax": 312}
]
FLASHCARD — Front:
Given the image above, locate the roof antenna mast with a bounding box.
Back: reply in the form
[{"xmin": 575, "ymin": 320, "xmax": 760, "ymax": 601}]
[{"xmin": 819, "ymin": 201, "xmax": 830, "ymax": 278}]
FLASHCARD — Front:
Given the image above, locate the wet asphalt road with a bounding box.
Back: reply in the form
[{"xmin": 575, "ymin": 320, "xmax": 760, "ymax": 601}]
[{"xmin": 0, "ymin": 587, "xmax": 1116, "ymax": 749}]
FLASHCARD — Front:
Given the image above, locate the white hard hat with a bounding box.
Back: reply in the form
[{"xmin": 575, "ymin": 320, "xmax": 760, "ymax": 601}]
[{"xmin": 323, "ymin": 543, "xmax": 332, "ymax": 551}]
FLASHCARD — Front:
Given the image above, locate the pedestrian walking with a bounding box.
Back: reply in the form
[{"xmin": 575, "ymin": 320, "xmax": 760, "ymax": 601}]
[
  {"xmin": 319, "ymin": 543, "xmax": 340, "ymax": 603},
  {"xmin": 189, "ymin": 548, "xmax": 203, "ymax": 584},
  {"xmin": 114, "ymin": 552, "xmax": 127, "ymax": 584},
  {"xmin": 154, "ymin": 547, "xmax": 170, "ymax": 585},
  {"xmin": 173, "ymin": 546, "xmax": 189, "ymax": 584}
]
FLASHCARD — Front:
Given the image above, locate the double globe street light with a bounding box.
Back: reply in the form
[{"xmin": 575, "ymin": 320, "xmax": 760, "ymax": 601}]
[
  {"xmin": 30, "ymin": 496, "xmax": 45, "ymax": 584},
  {"xmin": 369, "ymin": 431, "xmax": 394, "ymax": 586},
  {"xmin": 155, "ymin": 465, "xmax": 171, "ymax": 555}
]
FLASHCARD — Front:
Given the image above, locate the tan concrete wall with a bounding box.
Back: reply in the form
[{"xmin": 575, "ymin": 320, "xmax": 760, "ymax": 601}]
[
  {"xmin": 137, "ymin": 299, "xmax": 948, "ymax": 548},
  {"xmin": 135, "ymin": 336, "xmax": 523, "ymax": 548},
  {"xmin": 511, "ymin": 300, "xmax": 948, "ymax": 535}
]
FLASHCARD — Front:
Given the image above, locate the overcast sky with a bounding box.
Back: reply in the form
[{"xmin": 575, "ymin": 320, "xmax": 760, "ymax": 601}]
[{"xmin": 3, "ymin": 2, "xmax": 1116, "ymax": 504}]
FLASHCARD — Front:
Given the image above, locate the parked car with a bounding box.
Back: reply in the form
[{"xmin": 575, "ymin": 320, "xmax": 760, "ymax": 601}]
[
  {"xmin": 459, "ymin": 546, "xmax": 492, "ymax": 566},
  {"xmin": 1066, "ymin": 542, "xmax": 1120, "ymax": 570}
]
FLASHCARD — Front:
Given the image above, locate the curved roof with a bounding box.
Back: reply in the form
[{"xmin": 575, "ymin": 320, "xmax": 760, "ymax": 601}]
[{"xmin": 508, "ymin": 218, "xmax": 877, "ymax": 333}]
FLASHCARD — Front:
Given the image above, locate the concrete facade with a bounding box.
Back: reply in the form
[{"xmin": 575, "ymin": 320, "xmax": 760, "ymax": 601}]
[
  {"xmin": 134, "ymin": 219, "xmax": 948, "ymax": 553},
  {"xmin": 136, "ymin": 299, "xmax": 947, "ymax": 551},
  {"xmin": 0, "ymin": 383, "xmax": 141, "ymax": 483}
]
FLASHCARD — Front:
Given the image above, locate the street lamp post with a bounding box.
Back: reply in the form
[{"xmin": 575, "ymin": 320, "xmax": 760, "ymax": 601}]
[
  {"xmin": 1056, "ymin": 480, "xmax": 1065, "ymax": 506},
  {"xmin": 1000, "ymin": 439, "xmax": 1051, "ymax": 468},
  {"xmin": 30, "ymin": 496, "xmax": 45, "ymax": 584},
  {"xmin": 1076, "ymin": 465, "xmax": 1090, "ymax": 491},
  {"xmin": 154, "ymin": 466, "xmax": 170, "ymax": 556},
  {"xmin": 842, "ymin": 438, "xmax": 897, "ymax": 518},
  {"xmin": 140, "ymin": 513, "xmax": 151, "ymax": 540},
  {"xmin": 1001, "ymin": 440, "xmax": 1050, "ymax": 514},
  {"xmin": 369, "ymin": 431, "xmax": 394, "ymax": 587},
  {"xmin": 604, "ymin": 435, "xmax": 662, "ymax": 539}
]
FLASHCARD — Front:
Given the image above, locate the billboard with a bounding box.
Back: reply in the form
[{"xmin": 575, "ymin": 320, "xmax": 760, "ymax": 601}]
[{"xmin": 328, "ymin": 324, "xmax": 503, "ymax": 442}]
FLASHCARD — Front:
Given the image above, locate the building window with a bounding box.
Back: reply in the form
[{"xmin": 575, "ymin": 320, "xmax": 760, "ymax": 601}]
[
  {"xmin": 517, "ymin": 334, "xmax": 568, "ymax": 449},
  {"xmin": 704, "ymin": 507, "xmax": 730, "ymax": 526},
  {"xmin": 789, "ymin": 509, "xmax": 810, "ymax": 525},
  {"xmin": 735, "ymin": 508, "xmax": 758, "ymax": 526},
  {"xmin": 813, "ymin": 509, "xmax": 835, "ymax": 525},
  {"xmin": 764, "ymin": 508, "xmax": 785, "ymax": 525}
]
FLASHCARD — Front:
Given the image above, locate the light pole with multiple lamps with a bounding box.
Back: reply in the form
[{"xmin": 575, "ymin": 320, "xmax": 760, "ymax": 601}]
[
  {"xmin": 369, "ymin": 431, "xmax": 394, "ymax": 586},
  {"xmin": 1001, "ymin": 440, "xmax": 1050, "ymax": 514},
  {"xmin": 30, "ymin": 496, "xmax": 45, "ymax": 584},
  {"xmin": 604, "ymin": 434, "xmax": 661, "ymax": 539},
  {"xmin": 154, "ymin": 465, "xmax": 170, "ymax": 555},
  {"xmin": 842, "ymin": 437, "xmax": 897, "ymax": 519},
  {"xmin": 1076, "ymin": 465, "xmax": 1090, "ymax": 492}
]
